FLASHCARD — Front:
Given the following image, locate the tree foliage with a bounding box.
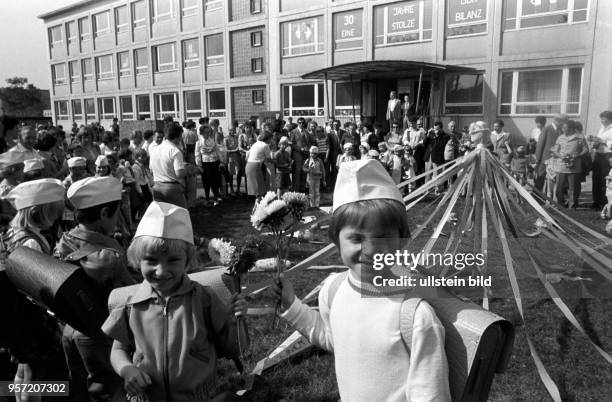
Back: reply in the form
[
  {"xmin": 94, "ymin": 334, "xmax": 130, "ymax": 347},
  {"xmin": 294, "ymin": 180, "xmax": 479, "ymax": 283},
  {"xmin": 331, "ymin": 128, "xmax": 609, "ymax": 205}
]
[{"xmin": 0, "ymin": 77, "xmax": 47, "ymax": 117}]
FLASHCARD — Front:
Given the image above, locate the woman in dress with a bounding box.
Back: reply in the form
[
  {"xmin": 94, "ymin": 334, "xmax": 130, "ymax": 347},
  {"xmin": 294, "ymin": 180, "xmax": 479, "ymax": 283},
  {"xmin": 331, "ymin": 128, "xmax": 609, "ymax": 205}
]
[
  {"xmin": 238, "ymin": 122, "xmax": 257, "ymax": 195},
  {"xmin": 245, "ymin": 132, "xmax": 272, "ymax": 203},
  {"xmin": 195, "ymin": 125, "xmax": 221, "ymax": 205},
  {"xmin": 551, "ymin": 120, "xmax": 588, "ymax": 209},
  {"xmin": 224, "ymin": 127, "xmax": 241, "ymax": 196}
]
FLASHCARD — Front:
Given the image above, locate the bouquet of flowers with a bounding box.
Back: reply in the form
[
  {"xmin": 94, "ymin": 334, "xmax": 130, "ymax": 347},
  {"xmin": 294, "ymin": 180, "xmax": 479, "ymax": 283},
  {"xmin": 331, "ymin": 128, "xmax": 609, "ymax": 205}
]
[{"xmin": 250, "ymin": 191, "xmax": 309, "ymax": 326}]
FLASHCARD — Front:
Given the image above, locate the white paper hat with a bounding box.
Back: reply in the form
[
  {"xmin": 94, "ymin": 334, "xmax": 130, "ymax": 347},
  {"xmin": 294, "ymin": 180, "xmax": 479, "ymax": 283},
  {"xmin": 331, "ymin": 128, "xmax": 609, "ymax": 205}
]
[
  {"xmin": 67, "ymin": 176, "xmax": 122, "ymax": 209},
  {"xmin": 95, "ymin": 155, "xmax": 109, "ymax": 167},
  {"xmin": 68, "ymin": 156, "xmax": 87, "ymax": 168},
  {"xmin": 333, "ymin": 159, "xmax": 404, "ymax": 211},
  {"xmin": 310, "ymin": 146, "xmax": 319, "ymax": 153},
  {"xmin": 343, "ymin": 143, "xmax": 353, "ymax": 150},
  {"xmin": 0, "ymin": 151, "xmax": 26, "ymax": 169},
  {"xmin": 23, "ymin": 158, "xmax": 44, "ymax": 173},
  {"xmin": 7, "ymin": 178, "xmax": 64, "ymax": 210},
  {"xmin": 134, "ymin": 201, "xmax": 194, "ymax": 244}
]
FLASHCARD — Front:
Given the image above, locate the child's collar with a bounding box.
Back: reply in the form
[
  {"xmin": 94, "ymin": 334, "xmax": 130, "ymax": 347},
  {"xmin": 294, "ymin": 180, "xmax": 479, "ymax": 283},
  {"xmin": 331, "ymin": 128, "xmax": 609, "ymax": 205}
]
[{"xmin": 131, "ymin": 274, "xmax": 194, "ymax": 304}]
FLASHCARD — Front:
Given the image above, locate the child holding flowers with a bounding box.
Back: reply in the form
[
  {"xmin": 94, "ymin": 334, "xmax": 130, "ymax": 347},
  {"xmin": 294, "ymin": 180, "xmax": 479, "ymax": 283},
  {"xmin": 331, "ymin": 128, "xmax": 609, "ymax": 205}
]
[
  {"xmin": 272, "ymin": 159, "xmax": 450, "ymax": 402},
  {"xmin": 303, "ymin": 146, "xmax": 326, "ymax": 209},
  {"xmin": 103, "ymin": 202, "xmax": 248, "ymax": 401}
]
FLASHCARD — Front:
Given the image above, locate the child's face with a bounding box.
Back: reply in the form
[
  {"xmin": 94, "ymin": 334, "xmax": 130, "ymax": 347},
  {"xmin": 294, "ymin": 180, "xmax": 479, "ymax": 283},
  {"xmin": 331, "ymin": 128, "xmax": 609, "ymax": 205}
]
[
  {"xmin": 72, "ymin": 148, "xmax": 85, "ymax": 158},
  {"xmin": 140, "ymin": 246, "xmax": 187, "ymax": 296},
  {"xmin": 279, "ymin": 143, "xmax": 287, "ymax": 151},
  {"xmin": 337, "ymin": 225, "xmax": 402, "ymax": 276},
  {"xmin": 344, "ymin": 148, "xmax": 351, "ymax": 155},
  {"xmin": 310, "ymin": 151, "xmax": 317, "ymax": 158},
  {"xmin": 359, "ymin": 146, "xmax": 366, "ymax": 155},
  {"xmin": 70, "ymin": 166, "xmax": 87, "ymax": 180},
  {"xmin": 96, "ymin": 165, "xmax": 109, "ymax": 176}
]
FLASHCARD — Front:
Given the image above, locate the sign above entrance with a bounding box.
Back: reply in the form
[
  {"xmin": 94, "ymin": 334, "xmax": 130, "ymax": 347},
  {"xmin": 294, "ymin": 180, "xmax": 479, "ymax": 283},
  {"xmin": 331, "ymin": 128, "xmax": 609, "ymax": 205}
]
[
  {"xmin": 387, "ymin": 1, "xmax": 421, "ymax": 34},
  {"xmin": 448, "ymin": 0, "xmax": 487, "ymax": 26},
  {"xmin": 334, "ymin": 9, "xmax": 364, "ymax": 51}
]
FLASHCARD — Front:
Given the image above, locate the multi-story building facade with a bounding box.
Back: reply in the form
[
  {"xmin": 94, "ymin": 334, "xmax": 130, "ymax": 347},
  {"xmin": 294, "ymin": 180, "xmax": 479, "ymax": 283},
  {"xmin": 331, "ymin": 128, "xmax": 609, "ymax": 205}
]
[{"xmin": 40, "ymin": 0, "xmax": 612, "ymax": 136}]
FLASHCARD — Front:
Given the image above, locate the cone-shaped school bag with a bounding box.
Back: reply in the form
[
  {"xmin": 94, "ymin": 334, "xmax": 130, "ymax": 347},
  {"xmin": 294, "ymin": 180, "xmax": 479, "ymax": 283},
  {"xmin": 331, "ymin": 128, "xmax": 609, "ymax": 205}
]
[
  {"xmin": 328, "ymin": 272, "xmax": 515, "ymax": 402},
  {"xmin": 5, "ymin": 246, "xmax": 109, "ymax": 337}
]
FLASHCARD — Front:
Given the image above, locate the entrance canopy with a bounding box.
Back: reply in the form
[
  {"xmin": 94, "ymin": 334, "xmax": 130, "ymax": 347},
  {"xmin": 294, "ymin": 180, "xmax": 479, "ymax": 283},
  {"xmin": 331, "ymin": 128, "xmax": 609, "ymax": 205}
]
[{"xmin": 301, "ymin": 60, "xmax": 476, "ymax": 80}]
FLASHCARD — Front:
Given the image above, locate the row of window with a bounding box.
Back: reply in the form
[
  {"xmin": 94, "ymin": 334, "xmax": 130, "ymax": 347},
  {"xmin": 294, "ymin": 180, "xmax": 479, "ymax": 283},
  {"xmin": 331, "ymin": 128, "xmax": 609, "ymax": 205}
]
[
  {"xmin": 279, "ymin": 66, "xmax": 583, "ymax": 118},
  {"xmin": 54, "ymin": 88, "xmax": 265, "ymax": 121},
  {"xmin": 51, "ymin": 32, "xmax": 264, "ymax": 86},
  {"xmin": 54, "ymin": 65, "xmax": 583, "ymax": 122},
  {"xmin": 49, "ymin": 0, "xmax": 263, "ymax": 50}
]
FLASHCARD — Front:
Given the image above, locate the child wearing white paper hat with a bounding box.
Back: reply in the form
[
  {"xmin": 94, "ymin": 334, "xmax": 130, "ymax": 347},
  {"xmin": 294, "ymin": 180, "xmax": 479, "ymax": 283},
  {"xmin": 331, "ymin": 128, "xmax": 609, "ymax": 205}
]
[
  {"xmin": 273, "ymin": 159, "xmax": 450, "ymax": 402},
  {"xmin": 5, "ymin": 179, "xmax": 65, "ymax": 254},
  {"xmin": 95, "ymin": 155, "xmax": 110, "ymax": 176},
  {"xmin": 0, "ymin": 151, "xmax": 25, "ymax": 197},
  {"xmin": 103, "ymin": 201, "xmax": 247, "ymax": 401},
  {"xmin": 23, "ymin": 158, "xmax": 45, "ymax": 182},
  {"xmin": 54, "ymin": 176, "xmax": 136, "ymax": 401},
  {"xmin": 303, "ymin": 146, "xmax": 326, "ymax": 208},
  {"xmin": 336, "ymin": 143, "xmax": 356, "ymax": 169}
]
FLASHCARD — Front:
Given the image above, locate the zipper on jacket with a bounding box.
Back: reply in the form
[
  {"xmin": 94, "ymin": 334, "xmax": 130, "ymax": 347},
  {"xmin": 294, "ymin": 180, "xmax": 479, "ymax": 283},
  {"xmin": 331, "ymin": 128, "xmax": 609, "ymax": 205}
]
[{"xmin": 162, "ymin": 298, "xmax": 172, "ymax": 402}]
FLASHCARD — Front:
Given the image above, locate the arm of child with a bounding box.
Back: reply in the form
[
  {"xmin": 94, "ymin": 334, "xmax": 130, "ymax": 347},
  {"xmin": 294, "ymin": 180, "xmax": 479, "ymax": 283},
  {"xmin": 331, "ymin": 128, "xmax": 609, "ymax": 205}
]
[
  {"xmin": 273, "ymin": 274, "xmax": 334, "ymax": 352},
  {"xmin": 203, "ymin": 288, "xmax": 245, "ymax": 359},
  {"xmin": 406, "ymin": 301, "xmax": 451, "ymax": 402},
  {"xmin": 110, "ymin": 340, "xmax": 152, "ymax": 396}
]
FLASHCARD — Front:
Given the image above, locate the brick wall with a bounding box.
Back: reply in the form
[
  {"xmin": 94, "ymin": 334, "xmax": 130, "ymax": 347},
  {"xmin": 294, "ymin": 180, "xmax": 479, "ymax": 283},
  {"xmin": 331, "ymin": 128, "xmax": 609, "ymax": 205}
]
[
  {"xmin": 231, "ymin": 86, "xmax": 268, "ymax": 123},
  {"xmin": 229, "ymin": 0, "xmax": 267, "ymax": 22},
  {"xmin": 230, "ymin": 26, "xmax": 267, "ymax": 78}
]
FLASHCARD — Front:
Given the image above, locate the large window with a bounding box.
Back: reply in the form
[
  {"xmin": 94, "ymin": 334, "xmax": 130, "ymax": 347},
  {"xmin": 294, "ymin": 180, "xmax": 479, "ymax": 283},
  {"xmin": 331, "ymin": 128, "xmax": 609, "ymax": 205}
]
[
  {"xmin": 82, "ymin": 59, "xmax": 93, "ymax": 81},
  {"xmin": 72, "ymin": 100, "xmax": 83, "ymax": 120},
  {"xmin": 155, "ymin": 93, "xmax": 179, "ymax": 119},
  {"xmin": 52, "ymin": 64, "xmax": 67, "ymax": 86},
  {"xmin": 182, "ymin": 39, "xmax": 200, "ymax": 69},
  {"xmin": 208, "ymin": 90, "xmax": 226, "ymax": 117},
  {"xmin": 153, "ymin": 0, "xmax": 173, "ymax": 22},
  {"xmin": 205, "ymin": 34, "xmax": 224, "ymax": 66},
  {"xmin": 132, "ymin": 1, "xmax": 147, "ymax": 29},
  {"xmin": 205, "ymin": 0, "xmax": 223, "ymax": 12},
  {"xmin": 93, "ymin": 11, "xmax": 111, "ymax": 37},
  {"xmin": 136, "ymin": 95, "xmax": 151, "ymax": 119},
  {"xmin": 499, "ymin": 67, "xmax": 582, "ymax": 115},
  {"xmin": 374, "ymin": 0, "xmax": 433, "ymax": 46},
  {"xmin": 282, "ymin": 83, "xmax": 325, "ymax": 117},
  {"xmin": 334, "ymin": 10, "xmax": 364, "ymax": 51},
  {"xmin": 445, "ymin": 73, "xmax": 484, "ymax": 115},
  {"xmin": 334, "ymin": 82, "xmax": 361, "ymax": 117},
  {"xmin": 135, "ymin": 48, "xmax": 148, "ymax": 74},
  {"xmin": 98, "ymin": 97, "xmax": 116, "ymax": 119},
  {"xmin": 120, "ymin": 96, "xmax": 134, "ymax": 120},
  {"xmin": 66, "ymin": 21, "xmax": 77, "ymax": 44},
  {"xmin": 184, "ymin": 91, "xmax": 201, "ymax": 118},
  {"xmin": 55, "ymin": 101, "xmax": 69, "ymax": 120},
  {"xmin": 96, "ymin": 55, "xmax": 114, "ymax": 80},
  {"xmin": 281, "ymin": 17, "xmax": 324, "ymax": 57},
  {"xmin": 251, "ymin": 0, "xmax": 262, "ymax": 14},
  {"xmin": 447, "ymin": 0, "xmax": 488, "ymax": 37},
  {"xmin": 78, "ymin": 17, "xmax": 90, "ymax": 42},
  {"xmin": 504, "ymin": 0, "xmax": 588, "ymax": 30},
  {"xmin": 49, "ymin": 25, "xmax": 62, "ymax": 48},
  {"xmin": 69, "ymin": 61, "xmax": 80, "ymax": 84},
  {"xmin": 118, "ymin": 52, "xmax": 131, "ymax": 77},
  {"xmin": 115, "ymin": 6, "xmax": 129, "ymax": 33},
  {"xmin": 84, "ymin": 98, "xmax": 96, "ymax": 120},
  {"xmin": 155, "ymin": 43, "xmax": 177, "ymax": 72},
  {"xmin": 182, "ymin": 0, "xmax": 198, "ymax": 17}
]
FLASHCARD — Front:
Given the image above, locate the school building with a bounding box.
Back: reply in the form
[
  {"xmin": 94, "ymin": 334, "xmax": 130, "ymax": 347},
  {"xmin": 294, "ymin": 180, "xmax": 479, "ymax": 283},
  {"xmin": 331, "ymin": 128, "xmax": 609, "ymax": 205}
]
[{"xmin": 39, "ymin": 0, "xmax": 612, "ymax": 137}]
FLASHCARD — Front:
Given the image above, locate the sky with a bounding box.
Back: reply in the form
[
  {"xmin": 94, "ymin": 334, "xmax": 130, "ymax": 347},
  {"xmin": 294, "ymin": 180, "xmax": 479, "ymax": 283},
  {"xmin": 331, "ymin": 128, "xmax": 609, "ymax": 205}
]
[{"xmin": 0, "ymin": 1, "xmax": 79, "ymax": 89}]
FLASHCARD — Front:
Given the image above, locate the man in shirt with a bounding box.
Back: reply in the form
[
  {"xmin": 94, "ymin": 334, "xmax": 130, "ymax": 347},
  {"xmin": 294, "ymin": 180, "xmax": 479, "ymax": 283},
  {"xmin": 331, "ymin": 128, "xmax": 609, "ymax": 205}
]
[
  {"xmin": 534, "ymin": 114, "xmax": 567, "ymax": 191},
  {"xmin": 386, "ymin": 91, "xmax": 402, "ymax": 132},
  {"xmin": 10, "ymin": 126, "xmax": 41, "ymax": 161},
  {"xmin": 340, "ymin": 122, "xmax": 360, "ymax": 157},
  {"xmin": 492, "ymin": 119, "xmax": 526, "ymax": 156},
  {"xmin": 149, "ymin": 124, "xmax": 186, "ymax": 207},
  {"xmin": 289, "ymin": 118, "xmax": 310, "ymax": 192},
  {"xmin": 423, "ymin": 121, "xmax": 449, "ymax": 193},
  {"xmin": 327, "ymin": 120, "xmax": 342, "ymax": 189},
  {"xmin": 590, "ymin": 110, "xmax": 612, "ymax": 208}
]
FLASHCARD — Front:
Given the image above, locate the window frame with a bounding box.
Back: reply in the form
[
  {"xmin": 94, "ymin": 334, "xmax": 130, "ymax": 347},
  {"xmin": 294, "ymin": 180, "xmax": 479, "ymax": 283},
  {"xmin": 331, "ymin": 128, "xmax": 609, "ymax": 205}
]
[
  {"xmin": 118, "ymin": 51, "xmax": 131, "ymax": 77},
  {"xmin": 93, "ymin": 11, "xmax": 111, "ymax": 38},
  {"xmin": 98, "ymin": 97, "xmax": 116, "ymax": 120},
  {"xmin": 115, "ymin": 5, "xmax": 129, "ymax": 34},
  {"xmin": 205, "ymin": 0, "xmax": 223, "ymax": 13},
  {"xmin": 72, "ymin": 99, "xmax": 83, "ymax": 120},
  {"xmin": 84, "ymin": 98, "xmax": 96, "ymax": 120},
  {"xmin": 446, "ymin": 0, "xmax": 488, "ymax": 38},
  {"xmin": 49, "ymin": 25, "xmax": 63, "ymax": 48},
  {"xmin": 82, "ymin": 59, "xmax": 93, "ymax": 81},
  {"xmin": 66, "ymin": 21, "xmax": 77, "ymax": 45},
  {"xmin": 132, "ymin": 0, "xmax": 147, "ymax": 29},
  {"xmin": 504, "ymin": 0, "xmax": 589, "ymax": 31},
  {"xmin": 154, "ymin": 43, "xmax": 178, "ymax": 72},
  {"xmin": 78, "ymin": 17, "xmax": 91, "ymax": 42},
  {"xmin": 120, "ymin": 96, "xmax": 135, "ymax": 120},
  {"xmin": 184, "ymin": 90, "xmax": 202, "ymax": 118},
  {"xmin": 181, "ymin": 0, "xmax": 199, "ymax": 17},
  {"xmin": 182, "ymin": 38, "xmax": 200, "ymax": 69},
  {"xmin": 136, "ymin": 94, "xmax": 152, "ymax": 119},
  {"xmin": 281, "ymin": 16, "xmax": 325, "ymax": 58},
  {"xmin": 251, "ymin": 31, "xmax": 263, "ymax": 47},
  {"xmin": 55, "ymin": 100, "xmax": 69, "ymax": 120},
  {"xmin": 134, "ymin": 48, "xmax": 149, "ymax": 75},
  {"xmin": 207, "ymin": 90, "xmax": 226, "ymax": 118},
  {"xmin": 334, "ymin": 81, "xmax": 362, "ymax": 117},
  {"xmin": 374, "ymin": 0, "xmax": 434, "ymax": 47},
  {"xmin": 205, "ymin": 34, "xmax": 224, "ymax": 66},
  {"xmin": 282, "ymin": 83, "xmax": 325, "ymax": 118},
  {"xmin": 443, "ymin": 73, "xmax": 485, "ymax": 116},
  {"xmin": 333, "ymin": 9, "xmax": 364, "ymax": 52},
  {"xmin": 250, "ymin": 0, "xmax": 262, "ymax": 14},
  {"xmin": 251, "ymin": 57, "xmax": 263, "ymax": 73},
  {"xmin": 153, "ymin": 0, "xmax": 173, "ymax": 22},
  {"xmin": 52, "ymin": 63, "xmax": 67, "ymax": 86},
  {"xmin": 155, "ymin": 92, "xmax": 179, "ymax": 119},
  {"xmin": 252, "ymin": 89, "xmax": 264, "ymax": 105},
  {"xmin": 96, "ymin": 54, "xmax": 114, "ymax": 80},
  {"xmin": 498, "ymin": 66, "xmax": 583, "ymax": 116},
  {"xmin": 69, "ymin": 60, "xmax": 81, "ymax": 84}
]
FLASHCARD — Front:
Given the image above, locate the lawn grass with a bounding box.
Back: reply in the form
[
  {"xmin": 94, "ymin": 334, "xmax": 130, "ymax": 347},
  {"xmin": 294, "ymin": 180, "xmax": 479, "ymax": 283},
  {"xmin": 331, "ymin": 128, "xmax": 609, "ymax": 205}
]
[{"xmin": 191, "ymin": 194, "xmax": 612, "ymax": 402}]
